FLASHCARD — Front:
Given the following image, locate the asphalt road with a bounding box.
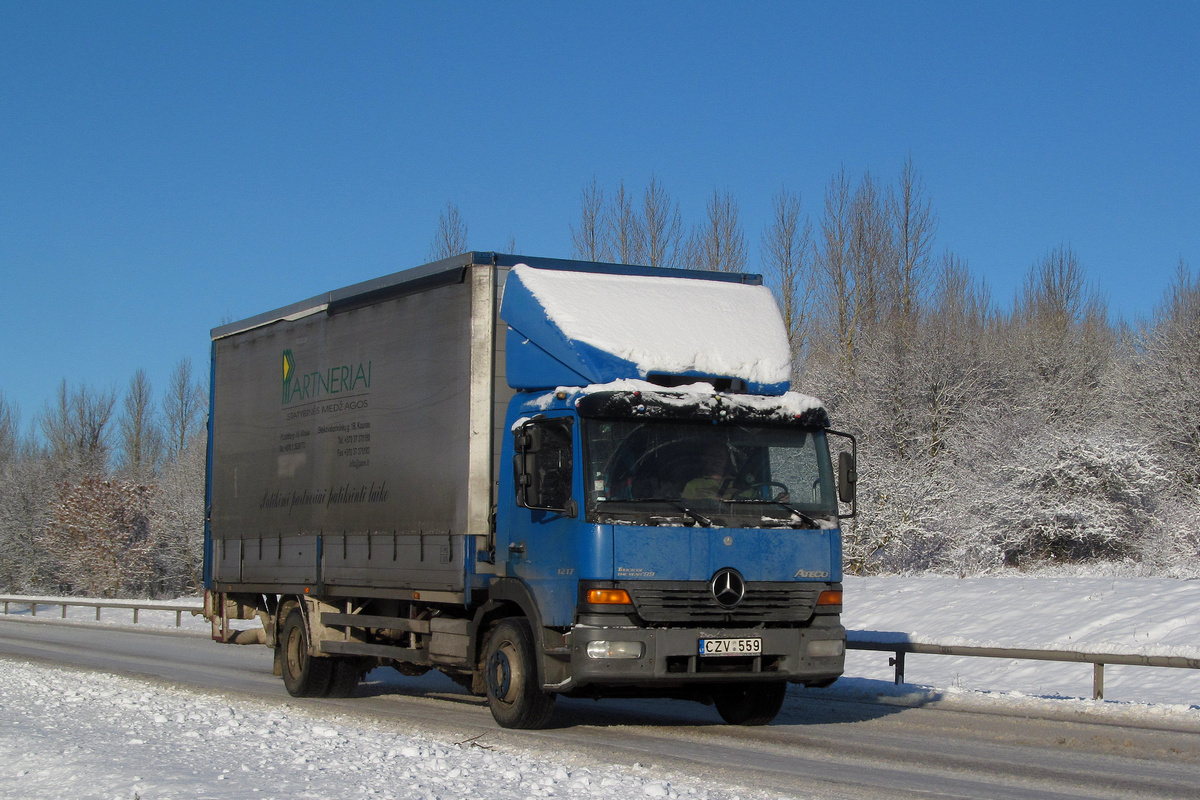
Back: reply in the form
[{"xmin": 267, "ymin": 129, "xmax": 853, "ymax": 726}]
[{"xmin": 3, "ymin": 616, "xmax": 1200, "ymax": 800}]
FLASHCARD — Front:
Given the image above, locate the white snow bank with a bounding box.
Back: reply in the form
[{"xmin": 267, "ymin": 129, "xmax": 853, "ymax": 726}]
[
  {"xmin": 840, "ymin": 575, "xmax": 1200, "ymax": 708},
  {"xmin": 0, "ymin": 659, "xmax": 770, "ymax": 800},
  {"xmin": 511, "ymin": 265, "xmax": 791, "ymax": 387}
]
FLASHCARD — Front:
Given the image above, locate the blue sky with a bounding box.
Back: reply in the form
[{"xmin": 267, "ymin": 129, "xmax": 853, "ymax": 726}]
[{"xmin": 2, "ymin": 2, "xmax": 1197, "ymax": 430}]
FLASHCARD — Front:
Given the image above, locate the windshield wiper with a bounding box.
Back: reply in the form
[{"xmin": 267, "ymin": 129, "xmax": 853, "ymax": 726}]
[
  {"xmin": 721, "ymin": 497, "xmax": 820, "ymax": 529},
  {"xmin": 626, "ymin": 497, "xmax": 712, "ymax": 527}
]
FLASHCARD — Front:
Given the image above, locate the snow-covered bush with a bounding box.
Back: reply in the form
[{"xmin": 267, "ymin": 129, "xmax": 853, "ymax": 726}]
[
  {"xmin": 46, "ymin": 476, "xmax": 157, "ymax": 598},
  {"xmin": 969, "ymin": 430, "xmax": 1170, "ymax": 567}
]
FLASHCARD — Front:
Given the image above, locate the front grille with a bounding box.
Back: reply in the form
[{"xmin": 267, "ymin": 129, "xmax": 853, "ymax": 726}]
[{"xmin": 625, "ymin": 582, "xmax": 819, "ymax": 624}]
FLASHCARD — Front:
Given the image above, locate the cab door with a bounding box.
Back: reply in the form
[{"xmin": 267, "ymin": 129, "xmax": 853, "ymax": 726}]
[{"xmin": 503, "ymin": 415, "xmax": 608, "ymax": 626}]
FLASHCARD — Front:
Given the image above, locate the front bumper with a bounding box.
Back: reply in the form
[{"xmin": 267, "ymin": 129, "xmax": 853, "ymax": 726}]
[{"xmin": 556, "ymin": 620, "xmax": 845, "ymax": 691}]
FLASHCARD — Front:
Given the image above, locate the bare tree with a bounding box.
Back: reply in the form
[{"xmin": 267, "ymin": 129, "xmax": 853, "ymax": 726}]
[
  {"xmin": 604, "ymin": 180, "xmax": 645, "ymax": 264},
  {"xmin": 761, "ymin": 188, "xmax": 815, "ymax": 369},
  {"xmin": 689, "ymin": 189, "xmax": 746, "ymax": 273},
  {"xmin": 642, "ymin": 175, "xmax": 684, "ymax": 269},
  {"xmin": 428, "ymin": 202, "xmax": 469, "ymax": 261},
  {"xmin": 117, "ymin": 369, "xmax": 163, "ymax": 481},
  {"xmin": 40, "ymin": 381, "xmax": 116, "ymax": 474},
  {"xmin": 0, "ymin": 392, "xmax": 18, "ymax": 470},
  {"xmin": 571, "ymin": 177, "xmax": 606, "ymax": 261},
  {"xmin": 1012, "ymin": 244, "xmax": 1112, "ymax": 425},
  {"xmin": 815, "ymin": 168, "xmax": 857, "ymax": 370},
  {"xmin": 848, "ymin": 170, "xmax": 892, "ymax": 336},
  {"xmin": 163, "ymin": 359, "xmax": 205, "ymax": 463},
  {"xmin": 888, "ymin": 156, "xmax": 937, "ymax": 328},
  {"xmin": 918, "ymin": 251, "xmax": 995, "ymax": 460},
  {"xmin": 1016, "ymin": 244, "xmax": 1098, "ymax": 334}
]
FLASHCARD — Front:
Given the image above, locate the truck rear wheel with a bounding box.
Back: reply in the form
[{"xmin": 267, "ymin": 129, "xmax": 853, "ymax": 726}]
[
  {"xmin": 484, "ymin": 618, "xmax": 555, "ymax": 729},
  {"xmin": 281, "ymin": 608, "xmax": 332, "ymax": 697},
  {"xmin": 713, "ymin": 681, "xmax": 787, "ymax": 725}
]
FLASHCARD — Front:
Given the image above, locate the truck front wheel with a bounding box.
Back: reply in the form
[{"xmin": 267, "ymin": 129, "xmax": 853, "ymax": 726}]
[
  {"xmin": 281, "ymin": 608, "xmax": 333, "ymax": 697},
  {"xmin": 484, "ymin": 618, "xmax": 555, "ymax": 729},
  {"xmin": 713, "ymin": 681, "xmax": 787, "ymax": 725}
]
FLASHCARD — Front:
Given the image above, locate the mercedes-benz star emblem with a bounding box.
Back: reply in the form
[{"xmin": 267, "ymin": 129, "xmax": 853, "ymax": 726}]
[{"xmin": 710, "ymin": 568, "xmax": 746, "ymax": 609}]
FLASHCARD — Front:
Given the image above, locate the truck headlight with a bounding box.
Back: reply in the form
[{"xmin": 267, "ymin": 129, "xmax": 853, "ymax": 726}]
[
  {"xmin": 586, "ymin": 640, "xmax": 645, "ymax": 659},
  {"xmin": 808, "ymin": 639, "xmax": 845, "ymax": 658}
]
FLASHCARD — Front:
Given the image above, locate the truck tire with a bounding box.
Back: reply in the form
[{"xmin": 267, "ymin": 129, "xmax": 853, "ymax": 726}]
[
  {"xmin": 713, "ymin": 681, "xmax": 787, "ymax": 726},
  {"xmin": 484, "ymin": 618, "xmax": 556, "ymax": 729},
  {"xmin": 281, "ymin": 608, "xmax": 332, "ymax": 697}
]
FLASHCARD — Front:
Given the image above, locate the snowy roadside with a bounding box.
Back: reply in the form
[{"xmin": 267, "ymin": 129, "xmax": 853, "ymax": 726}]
[
  {"xmin": 839, "ymin": 575, "xmax": 1200, "ymax": 714},
  {"xmin": 5, "ymin": 572, "xmax": 1200, "ymax": 800},
  {"xmin": 0, "ymin": 658, "xmax": 776, "ymax": 800}
]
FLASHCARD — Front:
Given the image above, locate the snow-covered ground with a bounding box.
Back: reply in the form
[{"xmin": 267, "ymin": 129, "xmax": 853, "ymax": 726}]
[
  {"xmin": 0, "ymin": 659, "xmax": 759, "ymax": 800},
  {"xmin": 2, "ymin": 575, "xmax": 1199, "ymax": 799},
  {"xmin": 841, "ymin": 574, "xmax": 1200, "ymax": 709}
]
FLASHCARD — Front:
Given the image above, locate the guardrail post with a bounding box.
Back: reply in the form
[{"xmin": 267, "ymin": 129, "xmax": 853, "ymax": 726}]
[
  {"xmin": 96, "ymin": 606, "xmax": 101, "ymax": 621},
  {"xmin": 62, "ymin": 604, "xmax": 67, "ymax": 619},
  {"xmin": 176, "ymin": 609, "xmax": 183, "ymax": 627},
  {"xmin": 30, "ymin": 602, "xmax": 36, "ymax": 617},
  {"xmin": 1093, "ymin": 663, "xmax": 1104, "ymax": 700},
  {"xmin": 133, "ymin": 607, "xmax": 139, "ymax": 624},
  {"xmin": 890, "ymin": 651, "xmax": 906, "ymax": 684}
]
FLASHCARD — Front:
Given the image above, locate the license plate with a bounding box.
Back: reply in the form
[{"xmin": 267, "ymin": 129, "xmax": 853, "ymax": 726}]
[{"xmin": 698, "ymin": 637, "xmax": 762, "ymax": 657}]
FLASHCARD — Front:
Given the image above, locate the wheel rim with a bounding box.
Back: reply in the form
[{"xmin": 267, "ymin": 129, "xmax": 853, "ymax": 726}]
[
  {"xmin": 286, "ymin": 623, "xmax": 304, "ymax": 680},
  {"xmin": 488, "ymin": 639, "xmax": 520, "ymax": 706}
]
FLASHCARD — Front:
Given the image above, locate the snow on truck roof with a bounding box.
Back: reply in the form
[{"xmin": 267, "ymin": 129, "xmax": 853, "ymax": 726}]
[{"xmin": 502, "ymin": 264, "xmax": 792, "ymax": 394}]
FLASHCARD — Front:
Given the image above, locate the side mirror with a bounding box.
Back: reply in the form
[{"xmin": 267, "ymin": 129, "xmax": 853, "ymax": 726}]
[
  {"xmin": 838, "ymin": 451, "xmax": 857, "ymax": 505},
  {"xmin": 827, "ymin": 429, "xmax": 857, "ymax": 519},
  {"xmin": 513, "ymin": 452, "xmax": 533, "ymax": 508},
  {"xmin": 512, "ymin": 418, "xmax": 576, "ymax": 516}
]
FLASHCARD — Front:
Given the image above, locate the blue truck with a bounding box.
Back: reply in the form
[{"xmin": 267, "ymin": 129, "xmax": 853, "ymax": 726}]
[{"xmin": 204, "ymin": 253, "xmax": 855, "ymax": 728}]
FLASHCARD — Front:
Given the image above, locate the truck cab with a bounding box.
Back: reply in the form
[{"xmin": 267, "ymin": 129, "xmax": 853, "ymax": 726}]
[{"xmin": 488, "ymin": 382, "xmax": 852, "ymax": 726}]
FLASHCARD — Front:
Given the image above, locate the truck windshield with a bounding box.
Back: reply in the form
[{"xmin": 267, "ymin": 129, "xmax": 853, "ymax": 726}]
[{"xmin": 582, "ymin": 419, "xmax": 838, "ymax": 528}]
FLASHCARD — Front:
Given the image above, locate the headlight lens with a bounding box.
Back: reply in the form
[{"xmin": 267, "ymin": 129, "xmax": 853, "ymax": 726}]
[
  {"xmin": 808, "ymin": 639, "xmax": 845, "ymax": 658},
  {"xmin": 586, "ymin": 640, "xmax": 645, "ymax": 659}
]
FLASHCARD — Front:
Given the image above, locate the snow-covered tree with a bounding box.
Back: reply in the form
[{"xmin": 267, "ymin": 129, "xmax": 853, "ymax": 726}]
[
  {"xmin": 1127, "ymin": 259, "xmax": 1200, "ymax": 488},
  {"xmin": 150, "ymin": 431, "xmax": 207, "ymax": 595},
  {"xmin": 46, "ymin": 476, "xmax": 156, "ymax": 597},
  {"xmin": 969, "ymin": 429, "xmax": 1168, "ymax": 566}
]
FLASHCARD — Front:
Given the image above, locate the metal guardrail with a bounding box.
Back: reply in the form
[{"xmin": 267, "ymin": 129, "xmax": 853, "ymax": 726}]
[
  {"xmin": 0, "ymin": 595, "xmax": 203, "ymax": 628},
  {"xmin": 3, "ymin": 597, "xmax": 1194, "ymax": 702},
  {"xmin": 848, "ymin": 635, "xmax": 1200, "ymax": 700}
]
